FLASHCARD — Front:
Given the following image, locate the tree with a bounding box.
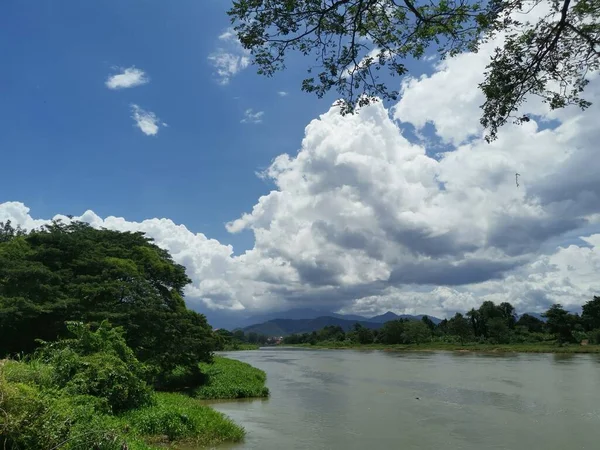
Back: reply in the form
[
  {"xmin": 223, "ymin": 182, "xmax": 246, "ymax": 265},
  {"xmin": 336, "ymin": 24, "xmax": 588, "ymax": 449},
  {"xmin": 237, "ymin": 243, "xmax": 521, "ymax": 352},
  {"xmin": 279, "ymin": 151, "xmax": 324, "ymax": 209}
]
[
  {"xmin": 448, "ymin": 313, "xmax": 473, "ymax": 344},
  {"xmin": 421, "ymin": 315, "xmax": 436, "ymax": 332},
  {"xmin": 228, "ymin": 0, "xmax": 600, "ymax": 141},
  {"xmin": 487, "ymin": 317, "xmax": 511, "ymax": 344},
  {"xmin": 0, "ymin": 221, "xmax": 215, "ymax": 383},
  {"xmin": 403, "ymin": 320, "xmax": 431, "ymax": 344},
  {"xmin": 582, "ymin": 296, "xmax": 600, "ymax": 331},
  {"xmin": 543, "ymin": 304, "xmax": 577, "ymax": 344},
  {"xmin": 516, "ymin": 313, "xmax": 545, "ymax": 333},
  {"xmin": 377, "ymin": 319, "xmax": 407, "ymax": 344},
  {"xmin": 0, "ymin": 220, "xmax": 25, "ymax": 243}
]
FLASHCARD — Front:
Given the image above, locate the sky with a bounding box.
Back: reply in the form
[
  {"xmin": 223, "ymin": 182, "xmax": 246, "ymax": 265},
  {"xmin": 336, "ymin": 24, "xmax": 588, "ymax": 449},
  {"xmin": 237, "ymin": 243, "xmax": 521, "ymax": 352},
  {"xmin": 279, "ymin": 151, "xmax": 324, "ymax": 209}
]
[{"xmin": 1, "ymin": 1, "xmax": 600, "ymax": 328}]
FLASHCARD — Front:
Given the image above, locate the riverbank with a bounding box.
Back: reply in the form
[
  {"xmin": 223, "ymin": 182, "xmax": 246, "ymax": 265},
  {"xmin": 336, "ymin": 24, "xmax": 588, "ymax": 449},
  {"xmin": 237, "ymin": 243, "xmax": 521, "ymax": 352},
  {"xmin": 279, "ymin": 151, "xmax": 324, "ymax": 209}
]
[
  {"xmin": 0, "ymin": 355, "xmax": 269, "ymax": 449},
  {"xmin": 283, "ymin": 342, "xmax": 600, "ymax": 353},
  {"xmin": 195, "ymin": 355, "xmax": 270, "ymax": 399}
]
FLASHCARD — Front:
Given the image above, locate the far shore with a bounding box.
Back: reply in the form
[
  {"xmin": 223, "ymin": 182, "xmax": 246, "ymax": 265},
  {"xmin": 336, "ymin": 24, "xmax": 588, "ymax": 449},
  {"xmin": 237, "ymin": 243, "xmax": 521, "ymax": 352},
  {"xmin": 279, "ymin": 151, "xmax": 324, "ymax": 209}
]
[{"xmin": 275, "ymin": 342, "xmax": 600, "ymax": 354}]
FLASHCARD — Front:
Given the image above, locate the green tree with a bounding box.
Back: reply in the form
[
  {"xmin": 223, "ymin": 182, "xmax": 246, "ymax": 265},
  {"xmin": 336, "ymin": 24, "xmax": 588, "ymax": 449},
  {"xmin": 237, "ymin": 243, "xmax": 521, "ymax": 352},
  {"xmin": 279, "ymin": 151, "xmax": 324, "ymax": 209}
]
[
  {"xmin": 421, "ymin": 315, "xmax": 436, "ymax": 332},
  {"xmin": 0, "ymin": 220, "xmax": 25, "ymax": 243},
  {"xmin": 228, "ymin": 0, "xmax": 600, "ymax": 141},
  {"xmin": 403, "ymin": 320, "xmax": 431, "ymax": 344},
  {"xmin": 232, "ymin": 329, "xmax": 246, "ymax": 342},
  {"xmin": 448, "ymin": 313, "xmax": 473, "ymax": 344},
  {"xmin": 543, "ymin": 304, "xmax": 577, "ymax": 344},
  {"xmin": 351, "ymin": 323, "xmax": 375, "ymax": 344},
  {"xmin": 377, "ymin": 319, "xmax": 407, "ymax": 344},
  {"xmin": 487, "ymin": 317, "xmax": 511, "ymax": 344},
  {"xmin": 582, "ymin": 296, "xmax": 600, "ymax": 331},
  {"xmin": 0, "ymin": 221, "xmax": 215, "ymax": 383},
  {"xmin": 516, "ymin": 313, "xmax": 545, "ymax": 333}
]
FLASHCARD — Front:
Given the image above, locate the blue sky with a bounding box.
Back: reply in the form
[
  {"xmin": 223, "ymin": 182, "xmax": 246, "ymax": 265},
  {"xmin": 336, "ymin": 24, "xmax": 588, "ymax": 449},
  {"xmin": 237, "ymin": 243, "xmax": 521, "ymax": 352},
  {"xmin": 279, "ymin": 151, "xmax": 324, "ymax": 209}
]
[
  {"xmin": 2, "ymin": 1, "xmax": 600, "ymax": 327},
  {"xmin": 0, "ymin": 0, "xmax": 354, "ymax": 253}
]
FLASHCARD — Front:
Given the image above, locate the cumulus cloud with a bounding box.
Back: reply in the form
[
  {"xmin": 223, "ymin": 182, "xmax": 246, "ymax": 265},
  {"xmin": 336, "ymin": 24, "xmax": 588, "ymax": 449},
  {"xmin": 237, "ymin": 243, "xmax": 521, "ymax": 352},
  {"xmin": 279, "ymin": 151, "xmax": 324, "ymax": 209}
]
[
  {"xmin": 277, "ymin": 91, "xmax": 288, "ymax": 97},
  {"xmin": 131, "ymin": 104, "xmax": 163, "ymax": 136},
  {"xmin": 241, "ymin": 109, "xmax": 264, "ymax": 124},
  {"xmin": 208, "ymin": 28, "xmax": 250, "ymax": 85},
  {"xmin": 105, "ymin": 67, "xmax": 149, "ymax": 90},
  {"xmin": 4, "ymin": 16, "xmax": 600, "ymax": 319}
]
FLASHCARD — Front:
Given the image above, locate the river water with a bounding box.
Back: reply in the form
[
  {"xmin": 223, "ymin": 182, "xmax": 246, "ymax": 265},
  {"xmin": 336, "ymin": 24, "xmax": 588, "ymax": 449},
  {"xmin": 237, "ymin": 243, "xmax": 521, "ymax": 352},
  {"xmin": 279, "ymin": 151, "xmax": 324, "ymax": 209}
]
[{"xmin": 211, "ymin": 348, "xmax": 600, "ymax": 450}]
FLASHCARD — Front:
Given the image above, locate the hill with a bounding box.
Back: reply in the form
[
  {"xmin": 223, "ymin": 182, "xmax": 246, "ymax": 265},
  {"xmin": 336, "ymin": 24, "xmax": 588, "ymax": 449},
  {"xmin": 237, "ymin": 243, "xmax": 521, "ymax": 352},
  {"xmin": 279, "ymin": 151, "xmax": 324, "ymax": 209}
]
[
  {"xmin": 241, "ymin": 314, "xmax": 440, "ymax": 337},
  {"xmin": 367, "ymin": 311, "xmax": 441, "ymax": 324}
]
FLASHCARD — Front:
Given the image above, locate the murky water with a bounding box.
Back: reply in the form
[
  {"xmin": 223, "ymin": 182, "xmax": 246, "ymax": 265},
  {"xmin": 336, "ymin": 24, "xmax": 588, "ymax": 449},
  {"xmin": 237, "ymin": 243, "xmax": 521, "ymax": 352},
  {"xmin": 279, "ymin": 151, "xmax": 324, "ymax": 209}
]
[{"xmin": 210, "ymin": 348, "xmax": 600, "ymax": 450}]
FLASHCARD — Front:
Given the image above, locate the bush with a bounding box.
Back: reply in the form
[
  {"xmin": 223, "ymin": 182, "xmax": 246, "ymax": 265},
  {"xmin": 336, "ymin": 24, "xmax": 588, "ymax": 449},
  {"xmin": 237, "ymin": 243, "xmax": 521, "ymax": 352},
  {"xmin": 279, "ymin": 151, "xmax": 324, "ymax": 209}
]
[
  {"xmin": 57, "ymin": 351, "xmax": 154, "ymax": 412},
  {"xmin": 37, "ymin": 321, "xmax": 153, "ymax": 412},
  {"xmin": 0, "ymin": 374, "xmax": 138, "ymax": 450},
  {"xmin": 588, "ymin": 329, "xmax": 600, "ymax": 344}
]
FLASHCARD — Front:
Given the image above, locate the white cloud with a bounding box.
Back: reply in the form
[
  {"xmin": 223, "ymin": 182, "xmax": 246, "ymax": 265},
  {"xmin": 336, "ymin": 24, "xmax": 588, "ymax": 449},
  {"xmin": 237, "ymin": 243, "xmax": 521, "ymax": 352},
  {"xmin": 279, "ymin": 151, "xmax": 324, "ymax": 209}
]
[
  {"xmin": 4, "ymin": 14, "xmax": 600, "ymax": 319},
  {"xmin": 277, "ymin": 91, "xmax": 289, "ymax": 97},
  {"xmin": 208, "ymin": 28, "xmax": 250, "ymax": 85},
  {"xmin": 131, "ymin": 104, "xmax": 162, "ymax": 136},
  {"xmin": 241, "ymin": 109, "xmax": 264, "ymax": 124},
  {"xmin": 105, "ymin": 67, "xmax": 149, "ymax": 90}
]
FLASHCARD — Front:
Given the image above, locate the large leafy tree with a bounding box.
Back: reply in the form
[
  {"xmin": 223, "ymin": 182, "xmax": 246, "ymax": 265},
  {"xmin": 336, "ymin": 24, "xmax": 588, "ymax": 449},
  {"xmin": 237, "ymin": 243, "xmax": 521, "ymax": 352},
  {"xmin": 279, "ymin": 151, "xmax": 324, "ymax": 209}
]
[
  {"xmin": 228, "ymin": 0, "xmax": 600, "ymax": 141},
  {"xmin": 543, "ymin": 303, "xmax": 578, "ymax": 343},
  {"xmin": 581, "ymin": 296, "xmax": 600, "ymax": 330},
  {"xmin": 0, "ymin": 221, "xmax": 215, "ymax": 378}
]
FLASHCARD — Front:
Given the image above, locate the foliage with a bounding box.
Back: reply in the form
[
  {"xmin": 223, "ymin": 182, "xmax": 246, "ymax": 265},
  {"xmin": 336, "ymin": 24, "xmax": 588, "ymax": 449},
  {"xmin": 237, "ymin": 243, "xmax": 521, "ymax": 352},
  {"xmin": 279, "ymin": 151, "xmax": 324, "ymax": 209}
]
[
  {"xmin": 214, "ymin": 328, "xmax": 271, "ymax": 349},
  {"xmin": 122, "ymin": 392, "xmax": 244, "ymax": 446},
  {"xmin": 227, "ymin": 0, "xmax": 600, "ymax": 141},
  {"xmin": 37, "ymin": 321, "xmax": 153, "ymax": 413},
  {"xmin": 582, "ymin": 296, "xmax": 600, "ymax": 330},
  {"xmin": 1, "ymin": 338, "xmax": 258, "ymax": 448},
  {"xmin": 280, "ymin": 298, "xmax": 600, "ymax": 349},
  {"xmin": 516, "ymin": 313, "xmax": 546, "ymax": 333},
  {"xmin": 543, "ymin": 304, "xmax": 579, "ymax": 343},
  {"xmin": 0, "ymin": 220, "xmax": 25, "ymax": 243},
  {"xmin": 0, "ymin": 221, "xmax": 215, "ymax": 384},
  {"xmin": 194, "ymin": 356, "xmax": 269, "ymax": 399},
  {"xmin": 447, "ymin": 313, "xmax": 473, "ymax": 344},
  {"xmin": 403, "ymin": 320, "xmax": 432, "ymax": 344},
  {"xmin": 0, "ymin": 372, "xmax": 141, "ymax": 450}
]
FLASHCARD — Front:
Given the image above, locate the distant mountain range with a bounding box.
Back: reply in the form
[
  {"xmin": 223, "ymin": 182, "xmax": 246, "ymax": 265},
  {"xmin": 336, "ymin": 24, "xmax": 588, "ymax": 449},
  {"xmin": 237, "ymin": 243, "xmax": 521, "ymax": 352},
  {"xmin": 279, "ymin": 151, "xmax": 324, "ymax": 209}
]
[
  {"xmin": 239, "ymin": 310, "xmax": 442, "ymax": 336},
  {"xmin": 213, "ymin": 307, "xmax": 550, "ymax": 335}
]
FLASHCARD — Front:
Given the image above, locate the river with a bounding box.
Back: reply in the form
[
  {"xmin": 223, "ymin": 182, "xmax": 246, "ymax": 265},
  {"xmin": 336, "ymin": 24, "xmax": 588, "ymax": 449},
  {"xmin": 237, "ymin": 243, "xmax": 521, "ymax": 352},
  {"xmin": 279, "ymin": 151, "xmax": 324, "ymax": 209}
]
[{"xmin": 211, "ymin": 348, "xmax": 600, "ymax": 450}]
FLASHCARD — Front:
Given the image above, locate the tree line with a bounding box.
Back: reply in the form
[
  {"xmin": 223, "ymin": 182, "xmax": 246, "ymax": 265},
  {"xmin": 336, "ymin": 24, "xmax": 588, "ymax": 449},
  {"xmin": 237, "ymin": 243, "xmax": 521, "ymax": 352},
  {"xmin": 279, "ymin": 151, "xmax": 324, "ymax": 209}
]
[
  {"xmin": 0, "ymin": 220, "xmax": 218, "ymax": 388},
  {"xmin": 214, "ymin": 329, "xmax": 276, "ymax": 349},
  {"xmin": 283, "ymin": 299, "xmax": 600, "ymax": 346}
]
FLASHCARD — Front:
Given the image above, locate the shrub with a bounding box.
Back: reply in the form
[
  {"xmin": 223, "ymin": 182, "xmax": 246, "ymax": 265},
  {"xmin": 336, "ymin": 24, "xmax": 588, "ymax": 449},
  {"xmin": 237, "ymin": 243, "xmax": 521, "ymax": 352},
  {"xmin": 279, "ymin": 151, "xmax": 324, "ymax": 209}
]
[
  {"xmin": 0, "ymin": 374, "xmax": 135, "ymax": 450},
  {"xmin": 37, "ymin": 321, "xmax": 153, "ymax": 412}
]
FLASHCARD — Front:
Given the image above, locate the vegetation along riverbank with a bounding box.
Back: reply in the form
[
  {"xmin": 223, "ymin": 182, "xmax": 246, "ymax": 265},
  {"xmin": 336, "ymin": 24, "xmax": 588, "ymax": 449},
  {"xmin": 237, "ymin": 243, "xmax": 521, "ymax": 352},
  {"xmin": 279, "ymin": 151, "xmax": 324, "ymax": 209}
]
[
  {"xmin": 0, "ymin": 220, "xmax": 268, "ymax": 448},
  {"xmin": 279, "ymin": 297, "xmax": 600, "ymax": 354}
]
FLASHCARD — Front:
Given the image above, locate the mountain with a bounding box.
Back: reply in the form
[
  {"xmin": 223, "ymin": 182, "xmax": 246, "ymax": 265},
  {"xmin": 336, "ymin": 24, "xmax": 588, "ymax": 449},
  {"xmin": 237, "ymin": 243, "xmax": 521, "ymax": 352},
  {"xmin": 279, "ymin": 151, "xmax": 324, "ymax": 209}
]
[
  {"xmin": 242, "ymin": 316, "xmax": 383, "ymax": 336},
  {"xmin": 235, "ymin": 308, "xmax": 367, "ymax": 329},
  {"xmin": 368, "ymin": 311, "xmax": 442, "ymax": 324}
]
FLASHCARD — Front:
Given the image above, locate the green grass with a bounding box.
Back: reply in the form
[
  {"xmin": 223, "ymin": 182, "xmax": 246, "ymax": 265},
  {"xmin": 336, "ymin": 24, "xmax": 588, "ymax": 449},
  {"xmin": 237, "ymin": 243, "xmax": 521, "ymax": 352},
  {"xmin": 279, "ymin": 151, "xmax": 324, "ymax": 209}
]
[
  {"xmin": 121, "ymin": 392, "xmax": 244, "ymax": 447},
  {"xmin": 194, "ymin": 356, "xmax": 270, "ymax": 399},
  {"xmin": 0, "ymin": 360, "xmax": 246, "ymax": 449},
  {"xmin": 286, "ymin": 342, "xmax": 600, "ymax": 353}
]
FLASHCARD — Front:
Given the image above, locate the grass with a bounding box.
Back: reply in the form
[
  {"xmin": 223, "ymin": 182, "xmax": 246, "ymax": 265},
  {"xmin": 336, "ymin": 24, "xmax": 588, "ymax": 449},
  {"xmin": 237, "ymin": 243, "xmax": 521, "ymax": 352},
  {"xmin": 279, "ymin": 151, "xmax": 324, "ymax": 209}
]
[
  {"xmin": 0, "ymin": 358, "xmax": 254, "ymax": 449},
  {"xmin": 286, "ymin": 341, "xmax": 600, "ymax": 353},
  {"xmin": 194, "ymin": 356, "xmax": 270, "ymax": 400},
  {"xmin": 121, "ymin": 392, "xmax": 244, "ymax": 447}
]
